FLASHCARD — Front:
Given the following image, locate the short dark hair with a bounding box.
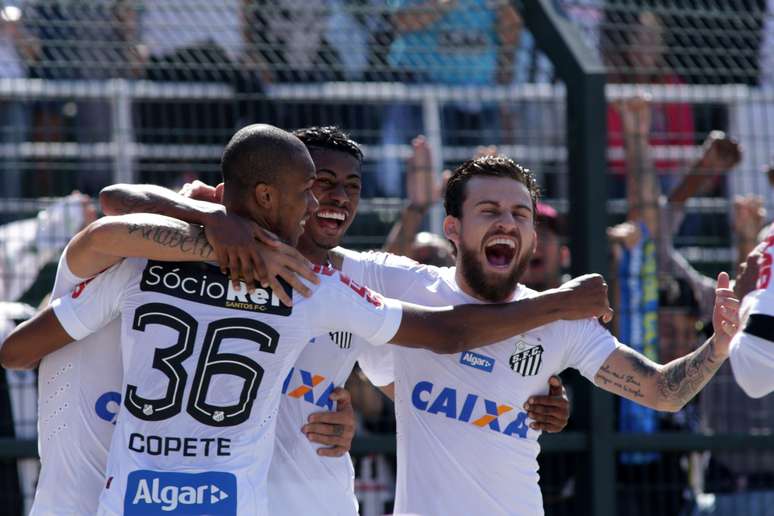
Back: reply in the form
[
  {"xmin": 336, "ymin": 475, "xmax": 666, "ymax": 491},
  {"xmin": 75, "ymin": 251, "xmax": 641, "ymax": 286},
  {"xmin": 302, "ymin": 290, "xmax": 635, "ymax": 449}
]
[
  {"xmin": 444, "ymin": 156, "xmax": 540, "ymax": 219},
  {"xmin": 292, "ymin": 126, "xmax": 363, "ymax": 164},
  {"xmin": 221, "ymin": 124, "xmax": 309, "ymax": 196}
]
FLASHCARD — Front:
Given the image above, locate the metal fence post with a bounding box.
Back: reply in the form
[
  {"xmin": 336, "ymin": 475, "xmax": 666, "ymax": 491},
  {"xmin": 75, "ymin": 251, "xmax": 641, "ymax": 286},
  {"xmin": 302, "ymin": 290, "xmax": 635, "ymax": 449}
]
[
  {"xmin": 518, "ymin": 1, "xmax": 613, "ymax": 514},
  {"xmin": 422, "ymin": 95, "xmax": 444, "ymax": 234},
  {"xmin": 111, "ymin": 79, "xmax": 135, "ymax": 184}
]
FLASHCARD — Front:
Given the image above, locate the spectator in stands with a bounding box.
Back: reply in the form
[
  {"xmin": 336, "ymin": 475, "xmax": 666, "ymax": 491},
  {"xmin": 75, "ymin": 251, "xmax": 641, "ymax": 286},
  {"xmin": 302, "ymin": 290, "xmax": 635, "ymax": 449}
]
[
  {"xmin": 376, "ymin": 0, "xmax": 522, "ymax": 197},
  {"xmin": 0, "ymin": 192, "xmax": 95, "ymax": 303},
  {"xmin": 723, "ymin": 2, "xmax": 774, "ymax": 219},
  {"xmin": 24, "ymin": 0, "xmax": 134, "ymax": 195},
  {"xmin": 135, "ymin": 0, "xmax": 248, "ymax": 146},
  {"xmin": 382, "ymin": 135, "xmax": 453, "ymax": 265},
  {"xmin": 248, "ymin": 0, "xmax": 363, "ymax": 83},
  {"xmin": 607, "ymin": 94, "xmax": 735, "ymax": 515},
  {"xmin": 601, "ymin": 5, "xmax": 695, "ymax": 198},
  {"xmin": 521, "ymin": 202, "xmax": 570, "ymax": 291},
  {"xmin": 0, "ymin": 5, "xmax": 35, "ymax": 198}
]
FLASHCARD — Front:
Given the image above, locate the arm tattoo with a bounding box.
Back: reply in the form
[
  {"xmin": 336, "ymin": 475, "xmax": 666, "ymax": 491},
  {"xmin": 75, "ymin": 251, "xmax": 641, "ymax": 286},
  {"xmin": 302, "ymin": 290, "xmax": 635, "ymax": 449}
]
[
  {"xmin": 127, "ymin": 223, "xmax": 213, "ymax": 258},
  {"xmin": 655, "ymin": 337, "xmax": 722, "ymax": 408},
  {"xmin": 595, "ymin": 363, "xmax": 646, "ymax": 399},
  {"xmin": 114, "ymin": 194, "xmax": 165, "ymax": 215}
]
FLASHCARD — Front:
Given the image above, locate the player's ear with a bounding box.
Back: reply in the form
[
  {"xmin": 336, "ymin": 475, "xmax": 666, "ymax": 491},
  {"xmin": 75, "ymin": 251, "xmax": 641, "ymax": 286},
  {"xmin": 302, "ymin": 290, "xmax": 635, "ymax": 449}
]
[
  {"xmin": 253, "ymin": 182, "xmax": 275, "ymax": 210},
  {"xmin": 443, "ymin": 215, "xmax": 461, "ymax": 247}
]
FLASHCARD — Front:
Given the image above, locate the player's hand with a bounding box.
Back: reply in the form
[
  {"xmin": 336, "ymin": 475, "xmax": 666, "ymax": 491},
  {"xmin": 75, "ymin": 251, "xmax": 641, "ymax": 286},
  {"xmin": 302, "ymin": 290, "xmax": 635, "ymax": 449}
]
[
  {"xmin": 302, "ymin": 387, "xmax": 356, "ymax": 458},
  {"xmin": 204, "ymin": 212, "xmax": 318, "ymax": 303},
  {"xmin": 735, "ymin": 248, "xmax": 763, "ymax": 301},
  {"xmin": 524, "ymin": 375, "xmax": 570, "ymax": 433},
  {"xmin": 555, "ymin": 274, "xmax": 614, "ymax": 324},
  {"xmin": 178, "ymin": 180, "xmax": 224, "ymax": 204},
  {"xmin": 713, "ymin": 272, "xmax": 741, "ymax": 352}
]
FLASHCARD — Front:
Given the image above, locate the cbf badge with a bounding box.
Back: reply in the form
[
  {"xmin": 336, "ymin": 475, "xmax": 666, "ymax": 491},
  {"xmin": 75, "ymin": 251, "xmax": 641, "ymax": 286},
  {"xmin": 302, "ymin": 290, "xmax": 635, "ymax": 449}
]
[{"xmin": 509, "ymin": 340, "xmax": 543, "ymax": 377}]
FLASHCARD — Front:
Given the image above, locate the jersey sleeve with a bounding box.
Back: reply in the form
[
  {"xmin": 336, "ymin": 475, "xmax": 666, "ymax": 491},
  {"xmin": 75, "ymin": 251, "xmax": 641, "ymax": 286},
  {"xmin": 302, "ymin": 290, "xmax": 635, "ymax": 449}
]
[
  {"xmin": 50, "ymin": 258, "xmax": 141, "ymax": 340},
  {"xmin": 304, "ymin": 267, "xmax": 403, "ymax": 346},
  {"xmin": 729, "ymin": 329, "xmax": 774, "ymax": 399},
  {"xmin": 49, "ymin": 245, "xmax": 91, "ymax": 301},
  {"xmin": 561, "ymin": 319, "xmax": 622, "ymax": 382},
  {"xmin": 339, "ymin": 248, "xmax": 440, "ymax": 299},
  {"xmin": 358, "ymin": 344, "xmax": 395, "ymax": 387}
]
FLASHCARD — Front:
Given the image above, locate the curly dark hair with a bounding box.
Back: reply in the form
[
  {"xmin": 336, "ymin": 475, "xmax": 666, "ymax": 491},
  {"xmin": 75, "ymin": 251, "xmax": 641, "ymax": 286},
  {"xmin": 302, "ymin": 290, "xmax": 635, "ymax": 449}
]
[
  {"xmin": 292, "ymin": 126, "xmax": 363, "ymax": 164},
  {"xmin": 444, "ymin": 156, "xmax": 540, "ymax": 219}
]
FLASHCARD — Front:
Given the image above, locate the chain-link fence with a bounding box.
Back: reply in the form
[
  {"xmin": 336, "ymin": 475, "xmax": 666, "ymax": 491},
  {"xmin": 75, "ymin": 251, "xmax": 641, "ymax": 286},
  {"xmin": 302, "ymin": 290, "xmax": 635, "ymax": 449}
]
[{"xmin": 0, "ymin": 1, "xmax": 772, "ymax": 515}]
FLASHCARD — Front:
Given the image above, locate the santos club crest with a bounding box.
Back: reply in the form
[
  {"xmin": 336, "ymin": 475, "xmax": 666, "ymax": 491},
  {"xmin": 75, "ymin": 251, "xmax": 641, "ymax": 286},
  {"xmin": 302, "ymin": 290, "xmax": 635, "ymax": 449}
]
[
  {"xmin": 329, "ymin": 331, "xmax": 353, "ymax": 349},
  {"xmin": 509, "ymin": 340, "xmax": 544, "ymax": 377}
]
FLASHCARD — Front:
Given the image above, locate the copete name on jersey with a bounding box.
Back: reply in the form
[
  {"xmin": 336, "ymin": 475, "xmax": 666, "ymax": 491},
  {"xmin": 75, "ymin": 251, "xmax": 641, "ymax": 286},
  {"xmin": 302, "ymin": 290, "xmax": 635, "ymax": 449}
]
[{"xmin": 140, "ymin": 261, "xmax": 291, "ymax": 316}]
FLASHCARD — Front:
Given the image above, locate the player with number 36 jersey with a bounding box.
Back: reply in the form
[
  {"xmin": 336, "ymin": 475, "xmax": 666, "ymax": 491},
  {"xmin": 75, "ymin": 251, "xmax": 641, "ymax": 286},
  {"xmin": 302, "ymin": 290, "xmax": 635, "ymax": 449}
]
[{"xmin": 51, "ymin": 257, "xmax": 402, "ymax": 515}]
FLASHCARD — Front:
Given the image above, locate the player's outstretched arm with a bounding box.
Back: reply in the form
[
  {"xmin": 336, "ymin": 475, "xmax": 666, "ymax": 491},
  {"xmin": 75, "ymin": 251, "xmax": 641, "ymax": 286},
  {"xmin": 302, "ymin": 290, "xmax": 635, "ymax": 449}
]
[
  {"xmin": 390, "ymin": 274, "xmax": 614, "ymax": 354},
  {"xmin": 1, "ymin": 307, "xmax": 74, "ymax": 370},
  {"xmin": 593, "ymin": 272, "xmax": 740, "ymax": 412}
]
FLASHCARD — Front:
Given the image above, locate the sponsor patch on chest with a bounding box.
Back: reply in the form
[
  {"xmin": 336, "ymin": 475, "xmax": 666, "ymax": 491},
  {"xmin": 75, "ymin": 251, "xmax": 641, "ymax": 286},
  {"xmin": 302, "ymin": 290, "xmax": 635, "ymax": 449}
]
[{"xmin": 509, "ymin": 340, "xmax": 544, "ymax": 377}]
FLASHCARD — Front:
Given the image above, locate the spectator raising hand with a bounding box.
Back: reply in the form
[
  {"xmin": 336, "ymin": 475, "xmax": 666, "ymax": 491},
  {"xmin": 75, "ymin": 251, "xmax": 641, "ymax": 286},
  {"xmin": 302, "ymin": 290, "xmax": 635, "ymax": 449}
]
[
  {"xmin": 384, "ymin": 135, "xmax": 448, "ymax": 258},
  {"xmin": 734, "ymin": 195, "xmax": 768, "ymax": 265}
]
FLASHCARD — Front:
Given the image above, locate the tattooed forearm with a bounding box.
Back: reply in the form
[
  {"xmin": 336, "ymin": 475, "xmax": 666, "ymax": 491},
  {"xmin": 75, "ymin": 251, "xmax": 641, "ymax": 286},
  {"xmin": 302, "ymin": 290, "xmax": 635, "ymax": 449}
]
[
  {"xmin": 595, "ymin": 363, "xmax": 645, "ymax": 399},
  {"xmin": 655, "ymin": 337, "xmax": 722, "ymax": 410},
  {"xmin": 114, "ymin": 194, "xmax": 165, "ymax": 215},
  {"xmin": 127, "ymin": 223, "xmax": 213, "ymax": 258}
]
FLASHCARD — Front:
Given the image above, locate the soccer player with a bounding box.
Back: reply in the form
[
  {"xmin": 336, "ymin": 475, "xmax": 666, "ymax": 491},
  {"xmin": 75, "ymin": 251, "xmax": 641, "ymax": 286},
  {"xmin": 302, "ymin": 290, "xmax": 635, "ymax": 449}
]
[
  {"xmin": 728, "ymin": 227, "xmax": 774, "ymax": 398},
  {"xmin": 328, "ymin": 156, "xmax": 740, "ymax": 515},
  {"xmin": 101, "ymin": 126, "xmax": 575, "ymax": 515},
  {"xmin": 1, "ymin": 126, "xmax": 612, "ymax": 514}
]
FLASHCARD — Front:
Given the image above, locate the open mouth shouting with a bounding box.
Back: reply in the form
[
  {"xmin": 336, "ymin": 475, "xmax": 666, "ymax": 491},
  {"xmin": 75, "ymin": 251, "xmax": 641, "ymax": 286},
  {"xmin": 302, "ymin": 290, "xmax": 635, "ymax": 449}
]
[
  {"xmin": 314, "ymin": 207, "xmax": 348, "ymax": 234},
  {"xmin": 483, "ymin": 235, "xmax": 518, "ymax": 270}
]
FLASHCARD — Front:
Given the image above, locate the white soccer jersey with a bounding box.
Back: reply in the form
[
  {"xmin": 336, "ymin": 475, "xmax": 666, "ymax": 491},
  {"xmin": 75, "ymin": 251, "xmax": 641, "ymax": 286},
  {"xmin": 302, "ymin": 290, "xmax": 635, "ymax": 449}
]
[
  {"xmin": 268, "ymin": 329, "xmax": 368, "ymax": 516},
  {"xmin": 730, "ymin": 229, "xmax": 774, "ymax": 399},
  {"xmin": 30, "ymin": 251, "xmax": 123, "ymax": 516},
  {"xmin": 343, "ymin": 250, "xmax": 619, "ymax": 516},
  {"xmin": 51, "ymin": 259, "xmax": 401, "ymax": 515}
]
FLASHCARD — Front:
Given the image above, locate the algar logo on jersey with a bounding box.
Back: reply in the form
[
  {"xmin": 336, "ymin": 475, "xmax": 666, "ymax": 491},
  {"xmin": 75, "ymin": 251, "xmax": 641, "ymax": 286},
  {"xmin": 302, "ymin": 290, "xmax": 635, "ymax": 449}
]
[
  {"xmin": 140, "ymin": 261, "xmax": 291, "ymax": 315},
  {"xmin": 124, "ymin": 470, "xmax": 236, "ymax": 515},
  {"xmin": 412, "ymin": 381, "xmax": 529, "ymax": 439}
]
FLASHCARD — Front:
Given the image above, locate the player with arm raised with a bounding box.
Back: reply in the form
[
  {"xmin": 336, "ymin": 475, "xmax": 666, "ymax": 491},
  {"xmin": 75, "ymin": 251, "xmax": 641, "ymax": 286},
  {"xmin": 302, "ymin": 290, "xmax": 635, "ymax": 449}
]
[
  {"xmin": 728, "ymin": 227, "xmax": 774, "ymax": 398},
  {"xmin": 331, "ymin": 156, "xmax": 739, "ymax": 515},
  {"xmin": 2, "ymin": 126, "xmax": 613, "ymax": 515}
]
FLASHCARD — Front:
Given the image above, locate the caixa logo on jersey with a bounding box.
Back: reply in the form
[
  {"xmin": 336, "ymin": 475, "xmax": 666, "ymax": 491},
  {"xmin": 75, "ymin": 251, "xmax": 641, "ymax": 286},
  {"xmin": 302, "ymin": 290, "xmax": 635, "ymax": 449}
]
[
  {"xmin": 124, "ymin": 470, "xmax": 236, "ymax": 515},
  {"xmin": 412, "ymin": 381, "xmax": 529, "ymax": 439},
  {"xmin": 140, "ymin": 261, "xmax": 291, "ymax": 316},
  {"xmin": 282, "ymin": 367, "xmax": 335, "ymax": 411}
]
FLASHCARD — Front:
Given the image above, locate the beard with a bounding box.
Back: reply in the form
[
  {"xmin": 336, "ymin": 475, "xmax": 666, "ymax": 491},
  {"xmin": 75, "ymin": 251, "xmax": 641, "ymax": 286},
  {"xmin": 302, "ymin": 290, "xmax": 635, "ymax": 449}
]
[{"xmin": 458, "ymin": 241, "xmax": 532, "ymax": 302}]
